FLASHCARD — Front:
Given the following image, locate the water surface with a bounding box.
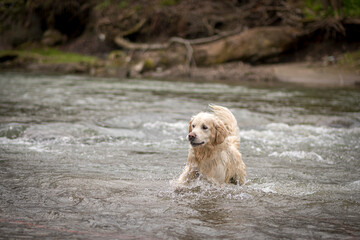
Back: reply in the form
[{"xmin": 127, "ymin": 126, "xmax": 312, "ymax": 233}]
[{"xmin": 0, "ymin": 73, "xmax": 359, "ymax": 239}]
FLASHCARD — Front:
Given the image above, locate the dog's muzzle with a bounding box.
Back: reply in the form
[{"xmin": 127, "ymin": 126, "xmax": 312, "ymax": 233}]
[{"xmin": 187, "ymin": 132, "xmax": 204, "ymax": 147}]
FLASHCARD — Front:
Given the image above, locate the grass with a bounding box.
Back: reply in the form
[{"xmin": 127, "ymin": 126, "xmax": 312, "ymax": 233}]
[
  {"xmin": 95, "ymin": 0, "xmax": 112, "ymax": 10},
  {"xmin": 118, "ymin": 0, "xmax": 128, "ymax": 9},
  {"xmin": 95, "ymin": 0, "xmax": 129, "ymax": 10},
  {"xmin": 0, "ymin": 48, "xmax": 99, "ymax": 64},
  {"xmin": 159, "ymin": 0, "xmax": 180, "ymax": 7},
  {"xmin": 304, "ymin": 0, "xmax": 360, "ymax": 19},
  {"xmin": 338, "ymin": 50, "xmax": 360, "ymax": 69},
  {"xmin": 343, "ymin": 0, "xmax": 360, "ymax": 17}
]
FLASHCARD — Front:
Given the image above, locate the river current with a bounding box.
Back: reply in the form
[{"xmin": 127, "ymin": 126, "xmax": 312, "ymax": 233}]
[{"xmin": 0, "ymin": 73, "xmax": 359, "ymax": 239}]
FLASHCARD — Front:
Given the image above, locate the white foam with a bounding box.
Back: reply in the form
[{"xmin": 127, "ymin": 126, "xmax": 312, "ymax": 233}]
[
  {"xmin": 144, "ymin": 121, "xmax": 187, "ymax": 130},
  {"xmin": 144, "ymin": 121, "xmax": 187, "ymax": 136},
  {"xmin": 28, "ymin": 145, "xmax": 48, "ymax": 152},
  {"xmin": 250, "ymin": 183, "xmax": 277, "ymax": 194},
  {"xmin": 346, "ymin": 180, "xmax": 360, "ymax": 190},
  {"xmin": 265, "ymin": 91, "xmax": 303, "ymax": 98},
  {"xmin": 239, "ymin": 123, "xmax": 359, "ymax": 160},
  {"xmin": 0, "ymin": 137, "xmax": 31, "ymax": 145},
  {"xmin": 268, "ymin": 151, "xmax": 331, "ymax": 163},
  {"xmin": 250, "ymin": 181, "xmax": 321, "ymax": 197}
]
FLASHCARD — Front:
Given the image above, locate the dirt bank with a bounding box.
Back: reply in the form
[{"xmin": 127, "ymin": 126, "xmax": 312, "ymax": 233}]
[
  {"xmin": 142, "ymin": 61, "xmax": 360, "ymax": 87},
  {"xmin": 1, "ymin": 50, "xmax": 359, "ymax": 88}
]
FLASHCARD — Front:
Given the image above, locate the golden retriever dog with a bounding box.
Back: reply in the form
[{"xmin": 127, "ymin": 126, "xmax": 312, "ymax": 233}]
[{"xmin": 177, "ymin": 104, "xmax": 246, "ymax": 186}]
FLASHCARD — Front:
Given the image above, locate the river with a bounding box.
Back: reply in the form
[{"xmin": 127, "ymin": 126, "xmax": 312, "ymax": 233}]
[{"xmin": 0, "ymin": 73, "xmax": 359, "ymax": 239}]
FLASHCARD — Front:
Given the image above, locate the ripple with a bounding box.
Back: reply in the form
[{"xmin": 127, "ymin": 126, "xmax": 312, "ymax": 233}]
[
  {"xmin": 268, "ymin": 151, "xmax": 333, "ymax": 164},
  {"xmin": 0, "ymin": 123, "xmax": 27, "ymax": 139},
  {"xmin": 1, "ymin": 73, "xmax": 360, "ymax": 239}
]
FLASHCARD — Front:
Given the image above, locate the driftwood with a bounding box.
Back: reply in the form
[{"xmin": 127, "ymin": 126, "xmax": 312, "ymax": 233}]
[
  {"xmin": 114, "ymin": 36, "xmax": 168, "ymax": 50},
  {"xmin": 120, "ymin": 18, "xmax": 147, "ymax": 37},
  {"xmin": 114, "ymin": 26, "xmax": 300, "ymax": 69},
  {"xmin": 114, "ymin": 36, "xmax": 196, "ymax": 69},
  {"xmin": 114, "ymin": 29, "xmax": 244, "ymax": 69},
  {"xmin": 193, "ymin": 26, "xmax": 300, "ymax": 65},
  {"xmin": 114, "ymin": 29, "xmax": 243, "ymax": 50}
]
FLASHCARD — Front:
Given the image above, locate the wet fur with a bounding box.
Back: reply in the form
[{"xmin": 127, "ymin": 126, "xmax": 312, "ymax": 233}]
[{"xmin": 178, "ymin": 105, "xmax": 246, "ymax": 186}]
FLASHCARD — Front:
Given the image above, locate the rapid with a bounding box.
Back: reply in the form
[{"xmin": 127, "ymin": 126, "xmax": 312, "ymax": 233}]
[{"xmin": 0, "ymin": 73, "xmax": 359, "ymax": 239}]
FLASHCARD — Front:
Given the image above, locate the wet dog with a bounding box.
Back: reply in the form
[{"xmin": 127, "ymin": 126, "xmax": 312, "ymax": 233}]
[{"xmin": 178, "ymin": 105, "xmax": 246, "ymax": 186}]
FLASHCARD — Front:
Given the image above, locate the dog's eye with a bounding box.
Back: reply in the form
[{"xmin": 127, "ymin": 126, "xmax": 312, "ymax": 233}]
[
  {"xmin": 192, "ymin": 124, "xmax": 195, "ymax": 128},
  {"xmin": 202, "ymin": 125, "xmax": 208, "ymax": 130}
]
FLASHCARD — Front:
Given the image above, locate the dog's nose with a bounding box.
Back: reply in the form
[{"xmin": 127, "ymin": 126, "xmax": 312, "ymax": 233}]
[{"xmin": 188, "ymin": 132, "xmax": 196, "ymax": 141}]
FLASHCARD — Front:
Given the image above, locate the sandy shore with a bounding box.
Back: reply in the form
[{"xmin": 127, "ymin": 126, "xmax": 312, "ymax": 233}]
[
  {"xmin": 256, "ymin": 63, "xmax": 360, "ymax": 87},
  {"xmin": 145, "ymin": 61, "xmax": 360, "ymax": 88}
]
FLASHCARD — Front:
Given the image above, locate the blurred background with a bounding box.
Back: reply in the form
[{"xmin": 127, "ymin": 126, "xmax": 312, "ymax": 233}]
[{"xmin": 0, "ymin": 0, "xmax": 359, "ymax": 84}]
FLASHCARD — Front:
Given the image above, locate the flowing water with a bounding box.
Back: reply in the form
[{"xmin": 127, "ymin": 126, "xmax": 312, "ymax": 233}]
[{"xmin": 0, "ymin": 73, "xmax": 359, "ymax": 239}]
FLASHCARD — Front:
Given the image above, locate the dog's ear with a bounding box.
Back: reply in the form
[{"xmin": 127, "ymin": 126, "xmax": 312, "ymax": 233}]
[
  {"xmin": 213, "ymin": 120, "xmax": 228, "ymax": 145},
  {"xmin": 188, "ymin": 118, "xmax": 193, "ymax": 133}
]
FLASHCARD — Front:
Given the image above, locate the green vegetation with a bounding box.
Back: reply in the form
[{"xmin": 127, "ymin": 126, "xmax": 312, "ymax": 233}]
[
  {"xmin": 0, "ymin": 48, "xmax": 99, "ymax": 64},
  {"xmin": 95, "ymin": 0, "xmax": 129, "ymax": 10},
  {"xmin": 304, "ymin": 0, "xmax": 360, "ymax": 19},
  {"xmin": 95, "ymin": 0, "xmax": 112, "ymax": 10},
  {"xmin": 338, "ymin": 50, "xmax": 360, "ymax": 69},
  {"xmin": 0, "ymin": 0, "xmax": 25, "ymax": 32},
  {"xmin": 118, "ymin": 0, "xmax": 128, "ymax": 9},
  {"xmin": 343, "ymin": 0, "xmax": 360, "ymax": 17},
  {"xmin": 143, "ymin": 58, "xmax": 155, "ymax": 71},
  {"xmin": 159, "ymin": 0, "xmax": 180, "ymax": 7}
]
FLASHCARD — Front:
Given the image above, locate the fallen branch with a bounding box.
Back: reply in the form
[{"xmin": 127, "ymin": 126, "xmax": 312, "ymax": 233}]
[
  {"xmin": 115, "ymin": 26, "xmax": 300, "ymax": 67},
  {"xmin": 120, "ymin": 18, "xmax": 147, "ymax": 37},
  {"xmin": 114, "ymin": 36, "xmax": 168, "ymax": 50},
  {"xmin": 114, "ymin": 29, "xmax": 243, "ymax": 50},
  {"xmin": 114, "ymin": 36, "xmax": 195, "ymax": 69},
  {"xmin": 169, "ymin": 37, "xmax": 195, "ymax": 69}
]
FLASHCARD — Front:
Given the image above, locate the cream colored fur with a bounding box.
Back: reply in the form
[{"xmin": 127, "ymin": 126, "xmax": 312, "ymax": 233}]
[{"xmin": 178, "ymin": 104, "xmax": 246, "ymax": 186}]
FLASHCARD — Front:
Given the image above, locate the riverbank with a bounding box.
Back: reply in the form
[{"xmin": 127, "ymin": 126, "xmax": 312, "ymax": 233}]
[
  {"xmin": 1, "ymin": 49, "xmax": 359, "ymax": 88},
  {"xmin": 145, "ymin": 61, "xmax": 360, "ymax": 87},
  {"xmin": 1, "ymin": 1, "xmax": 359, "ymax": 87}
]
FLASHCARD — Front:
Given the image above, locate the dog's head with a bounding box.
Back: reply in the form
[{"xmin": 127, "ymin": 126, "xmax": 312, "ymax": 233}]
[{"xmin": 187, "ymin": 112, "xmax": 228, "ymax": 148}]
